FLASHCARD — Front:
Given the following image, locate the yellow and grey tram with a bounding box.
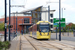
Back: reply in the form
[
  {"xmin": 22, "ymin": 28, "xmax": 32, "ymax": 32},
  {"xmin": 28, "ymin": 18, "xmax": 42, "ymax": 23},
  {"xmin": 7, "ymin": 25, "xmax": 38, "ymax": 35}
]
[{"xmin": 29, "ymin": 21, "xmax": 51, "ymax": 39}]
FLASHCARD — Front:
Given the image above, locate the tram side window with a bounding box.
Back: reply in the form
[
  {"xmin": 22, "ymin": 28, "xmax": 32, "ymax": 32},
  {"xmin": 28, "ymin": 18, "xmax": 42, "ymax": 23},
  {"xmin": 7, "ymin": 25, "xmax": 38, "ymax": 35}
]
[{"xmin": 37, "ymin": 25, "xmax": 39, "ymax": 31}]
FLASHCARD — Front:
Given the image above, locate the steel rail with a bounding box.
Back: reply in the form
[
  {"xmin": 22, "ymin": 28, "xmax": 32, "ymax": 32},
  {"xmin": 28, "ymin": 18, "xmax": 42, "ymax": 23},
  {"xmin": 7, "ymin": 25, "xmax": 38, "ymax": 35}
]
[{"xmin": 24, "ymin": 35, "xmax": 39, "ymax": 50}]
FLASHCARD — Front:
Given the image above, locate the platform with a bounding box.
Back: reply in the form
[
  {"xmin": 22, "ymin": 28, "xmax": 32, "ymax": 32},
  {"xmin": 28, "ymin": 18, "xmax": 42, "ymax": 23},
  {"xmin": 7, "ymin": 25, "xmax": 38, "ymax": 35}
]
[{"xmin": 8, "ymin": 34, "xmax": 75, "ymax": 50}]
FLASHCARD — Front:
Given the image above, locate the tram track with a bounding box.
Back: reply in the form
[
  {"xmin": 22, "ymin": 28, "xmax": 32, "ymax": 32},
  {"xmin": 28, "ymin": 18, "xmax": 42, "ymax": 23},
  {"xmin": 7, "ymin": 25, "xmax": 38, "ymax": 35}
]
[
  {"xmin": 49, "ymin": 41, "xmax": 75, "ymax": 48},
  {"xmin": 40, "ymin": 40, "xmax": 75, "ymax": 50},
  {"xmin": 28, "ymin": 35, "xmax": 62, "ymax": 50},
  {"xmin": 24, "ymin": 35, "xmax": 39, "ymax": 50},
  {"xmin": 29, "ymin": 35, "xmax": 75, "ymax": 50},
  {"xmin": 18, "ymin": 35, "xmax": 75, "ymax": 50},
  {"xmin": 39, "ymin": 41, "xmax": 62, "ymax": 50}
]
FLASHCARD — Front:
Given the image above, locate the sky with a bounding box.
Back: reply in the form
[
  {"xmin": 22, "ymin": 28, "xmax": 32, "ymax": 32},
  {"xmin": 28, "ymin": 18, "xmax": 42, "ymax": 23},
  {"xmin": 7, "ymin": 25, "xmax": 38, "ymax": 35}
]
[{"xmin": 0, "ymin": 0, "xmax": 75, "ymax": 23}]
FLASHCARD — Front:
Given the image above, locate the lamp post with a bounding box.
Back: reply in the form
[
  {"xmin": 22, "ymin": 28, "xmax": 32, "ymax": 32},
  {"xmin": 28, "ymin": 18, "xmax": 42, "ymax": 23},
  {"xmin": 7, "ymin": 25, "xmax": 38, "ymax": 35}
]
[
  {"xmin": 62, "ymin": 8, "xmax": 65, "ymax": 36},
  {"xmin": 62, "ymin": 8, "xmax": 65, "ymax": 18}
]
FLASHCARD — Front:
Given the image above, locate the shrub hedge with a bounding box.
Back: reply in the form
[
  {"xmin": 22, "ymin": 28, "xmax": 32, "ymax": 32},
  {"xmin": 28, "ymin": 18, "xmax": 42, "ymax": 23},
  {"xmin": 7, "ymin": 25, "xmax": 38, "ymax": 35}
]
[{"xmin": 0, "ymin": 41, "xmax": 10, "ymax": 50}]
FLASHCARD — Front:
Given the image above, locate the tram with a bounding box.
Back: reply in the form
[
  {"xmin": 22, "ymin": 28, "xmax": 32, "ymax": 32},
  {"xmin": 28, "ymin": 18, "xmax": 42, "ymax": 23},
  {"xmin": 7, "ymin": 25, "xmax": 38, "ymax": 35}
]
[{"xmin": 29, "ymin": 21, "xmax": 51, "ymax": 39}]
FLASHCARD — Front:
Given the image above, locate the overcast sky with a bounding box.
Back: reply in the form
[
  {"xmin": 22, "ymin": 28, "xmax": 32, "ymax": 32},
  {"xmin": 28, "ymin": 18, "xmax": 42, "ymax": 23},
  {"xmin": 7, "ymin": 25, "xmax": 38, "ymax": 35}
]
[{"xmin": 0, "ymin": 0, "xmax": 75, "ymax": 23}]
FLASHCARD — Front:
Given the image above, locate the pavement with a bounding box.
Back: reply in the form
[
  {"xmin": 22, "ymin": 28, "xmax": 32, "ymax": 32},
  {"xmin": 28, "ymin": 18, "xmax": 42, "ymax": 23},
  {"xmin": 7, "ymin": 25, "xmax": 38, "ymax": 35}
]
[
  {"xmin": 8, "ymin": 36, "xmax": 20, "ymax": 50},
  {"xmin": 8, "ymin": 34, "xmax": 75, "ymax": 50}
]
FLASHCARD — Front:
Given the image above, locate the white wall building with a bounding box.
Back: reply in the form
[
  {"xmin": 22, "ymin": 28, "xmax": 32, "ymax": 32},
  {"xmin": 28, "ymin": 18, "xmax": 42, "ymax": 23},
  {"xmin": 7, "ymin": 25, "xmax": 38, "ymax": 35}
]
[{"xmin": 41, "ymin": 7, "xmax": 55, "ymax": 31}]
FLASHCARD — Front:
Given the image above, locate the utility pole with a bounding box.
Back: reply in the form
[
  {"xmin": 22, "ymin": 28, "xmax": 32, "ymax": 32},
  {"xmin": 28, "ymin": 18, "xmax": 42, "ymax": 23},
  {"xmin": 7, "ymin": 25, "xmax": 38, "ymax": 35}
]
[
  {"xmin": 59, "ymin": 0, "xmax": 61, "ymax": 41},
  {"xmin": 5, "ymin": 0, "xmax": 7, "ymax": 41}
]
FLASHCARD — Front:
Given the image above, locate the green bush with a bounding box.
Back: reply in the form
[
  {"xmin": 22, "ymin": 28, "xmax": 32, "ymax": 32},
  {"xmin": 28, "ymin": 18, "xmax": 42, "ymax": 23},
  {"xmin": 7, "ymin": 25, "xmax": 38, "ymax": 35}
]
[
  {"xmin": 0, "ymin": 23, "xmax": 5, "ymax": 31},
  {"xmin": 0, "ymin": 41, "xmax": 10, "ymax": 50}
]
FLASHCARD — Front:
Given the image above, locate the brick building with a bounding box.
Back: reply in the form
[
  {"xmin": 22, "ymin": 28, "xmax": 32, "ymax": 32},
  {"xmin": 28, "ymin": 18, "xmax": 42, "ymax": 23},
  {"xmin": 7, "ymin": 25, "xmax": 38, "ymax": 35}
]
[
  {"xmin": 0, "ymin": 16, "xmax": 32, "ymax": 34},
  {"xmin": 0, "ymin": 6, "xmax": 55, "ymax": 34}
]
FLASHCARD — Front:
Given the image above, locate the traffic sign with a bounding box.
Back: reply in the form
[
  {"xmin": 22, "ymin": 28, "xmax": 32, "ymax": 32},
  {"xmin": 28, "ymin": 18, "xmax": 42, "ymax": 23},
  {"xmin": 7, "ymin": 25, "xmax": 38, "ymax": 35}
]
[{"xmin": 53, "ymin": 18, "xmax": 65, "ymax": 27}]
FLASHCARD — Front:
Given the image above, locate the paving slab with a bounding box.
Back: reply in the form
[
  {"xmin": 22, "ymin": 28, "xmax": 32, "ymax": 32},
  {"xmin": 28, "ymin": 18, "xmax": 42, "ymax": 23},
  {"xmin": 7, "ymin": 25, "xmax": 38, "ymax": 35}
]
[{"xmin": 8, "ymin": 36, "xmax": 20, "ymax": 50}]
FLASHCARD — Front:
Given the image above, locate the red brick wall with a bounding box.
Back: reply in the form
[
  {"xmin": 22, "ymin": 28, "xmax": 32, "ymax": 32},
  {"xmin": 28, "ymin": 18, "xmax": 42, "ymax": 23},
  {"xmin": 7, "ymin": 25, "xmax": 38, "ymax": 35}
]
[{"xmin": 0, "ymin": 16, "xmax": 32, "ymax": 33}]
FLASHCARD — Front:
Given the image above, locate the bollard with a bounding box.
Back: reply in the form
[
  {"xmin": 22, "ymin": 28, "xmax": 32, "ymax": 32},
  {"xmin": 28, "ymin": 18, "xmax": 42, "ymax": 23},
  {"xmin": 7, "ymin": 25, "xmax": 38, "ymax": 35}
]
[
  {"xmin": 73, "ymin": 32, "xmax": 75, "ymax": 37},
  {"xmin": 73, "ymin": 30, "xmax": 75, "ymax": 37},
  {"xmin": 68, "ymin": 32, "xmax": 69, "ymax": 36},
  {"xmin": 72, "ymin": 32, "xmax": 73, "ymax": 34}
]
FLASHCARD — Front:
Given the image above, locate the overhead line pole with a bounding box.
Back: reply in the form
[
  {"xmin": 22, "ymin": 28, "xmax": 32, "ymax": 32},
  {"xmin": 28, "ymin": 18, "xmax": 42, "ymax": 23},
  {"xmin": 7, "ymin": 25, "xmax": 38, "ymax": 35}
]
[
  {"xmin": 14, "ymin": 13, "xmax": 15, "ymax": 37},
  {"xmin": 59, "ymin": 0, "xmax": 61, "ymax": 41},
  {"xmin": 9, "ymin": 0, "xmax": 11, "ymax": 41},
  {"xmin": 16, "ymin": 12, "xmax": 17, "ymax": 35},
  {"xmin": 4, "ymin": 0, "xmax": 7, "ymax": 41},
  {"xmin": 9, "ymin": 3, "xmax": 24, "ymax": 40},
  {"xmin": 22, "ymin": 19, "xmax": 23, "ymax": 35},
  {"xmin": 47, "ymin": 0, "xmax": 61, "ymax": 41},
  {"xmin": 48, "ymin": 6, "xmax": 50, "ymax": 22}
]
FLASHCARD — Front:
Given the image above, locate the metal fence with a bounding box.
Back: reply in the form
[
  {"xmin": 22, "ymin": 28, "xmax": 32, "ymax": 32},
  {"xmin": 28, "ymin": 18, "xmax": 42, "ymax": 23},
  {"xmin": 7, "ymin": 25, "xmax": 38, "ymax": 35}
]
[{"xmin": 61, "ymin": 32, "xmax": 75, "ymax": 37}]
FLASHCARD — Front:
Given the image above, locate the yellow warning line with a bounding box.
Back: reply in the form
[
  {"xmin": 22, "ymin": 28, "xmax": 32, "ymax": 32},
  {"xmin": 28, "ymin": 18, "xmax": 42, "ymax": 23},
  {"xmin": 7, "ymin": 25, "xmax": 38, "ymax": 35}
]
[{"xmin": 16, "ymin": 36, "xmax": 21, "ymax": 50}]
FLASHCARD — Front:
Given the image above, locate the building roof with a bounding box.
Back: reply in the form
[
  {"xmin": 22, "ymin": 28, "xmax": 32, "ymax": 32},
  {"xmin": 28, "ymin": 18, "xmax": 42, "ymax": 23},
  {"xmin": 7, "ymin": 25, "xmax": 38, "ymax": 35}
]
[
  {"xmin": 20, "ymin": 6, "xmax": 42, "ymax": 13},
  {"xmin": 20, "ymin": 6, "xmax": 55, "ymax": 13},
  {"xmin": 11, "ymin": 6, "xmax": 55, "ymax": 14}
]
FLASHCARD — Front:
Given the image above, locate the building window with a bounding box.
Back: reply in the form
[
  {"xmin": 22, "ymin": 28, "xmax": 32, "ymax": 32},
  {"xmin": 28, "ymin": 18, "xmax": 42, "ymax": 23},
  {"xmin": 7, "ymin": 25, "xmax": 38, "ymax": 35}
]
[
  {"xmin": 51, "ymin": 19, "xmax": 53, "ymax": 23},
  {"xmin": 50, "ymin": 14, "xmax": 53, "ymax": 18},
  {"xmin": 39, "ymin": 13, "xmax": 41, "ymax": 21},
  {"xmin": 51, "ymin": 25, "xmax": 53, "ymax": 28},
  {"xmin": 24, "ymin": 18, "xmax": 29, "ymax": 23}
]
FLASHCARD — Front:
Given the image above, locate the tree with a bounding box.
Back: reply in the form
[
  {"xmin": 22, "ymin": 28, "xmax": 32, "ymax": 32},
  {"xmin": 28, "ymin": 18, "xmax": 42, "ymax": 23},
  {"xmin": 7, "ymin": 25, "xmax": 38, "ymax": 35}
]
[{"xmin": 0, "ymin": 23, "xmax": 4, "ymax": 31}]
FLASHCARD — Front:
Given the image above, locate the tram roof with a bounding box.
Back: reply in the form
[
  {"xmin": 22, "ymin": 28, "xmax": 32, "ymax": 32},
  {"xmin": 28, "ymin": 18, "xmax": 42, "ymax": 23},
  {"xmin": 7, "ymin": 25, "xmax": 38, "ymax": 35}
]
[
  {"xmin": 29, "ymin": 26, "xmax": 32, "ymax": 28},
  {"xmin": 36, "ymin": 21, "xmax": 50, "ymax": 24}
]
